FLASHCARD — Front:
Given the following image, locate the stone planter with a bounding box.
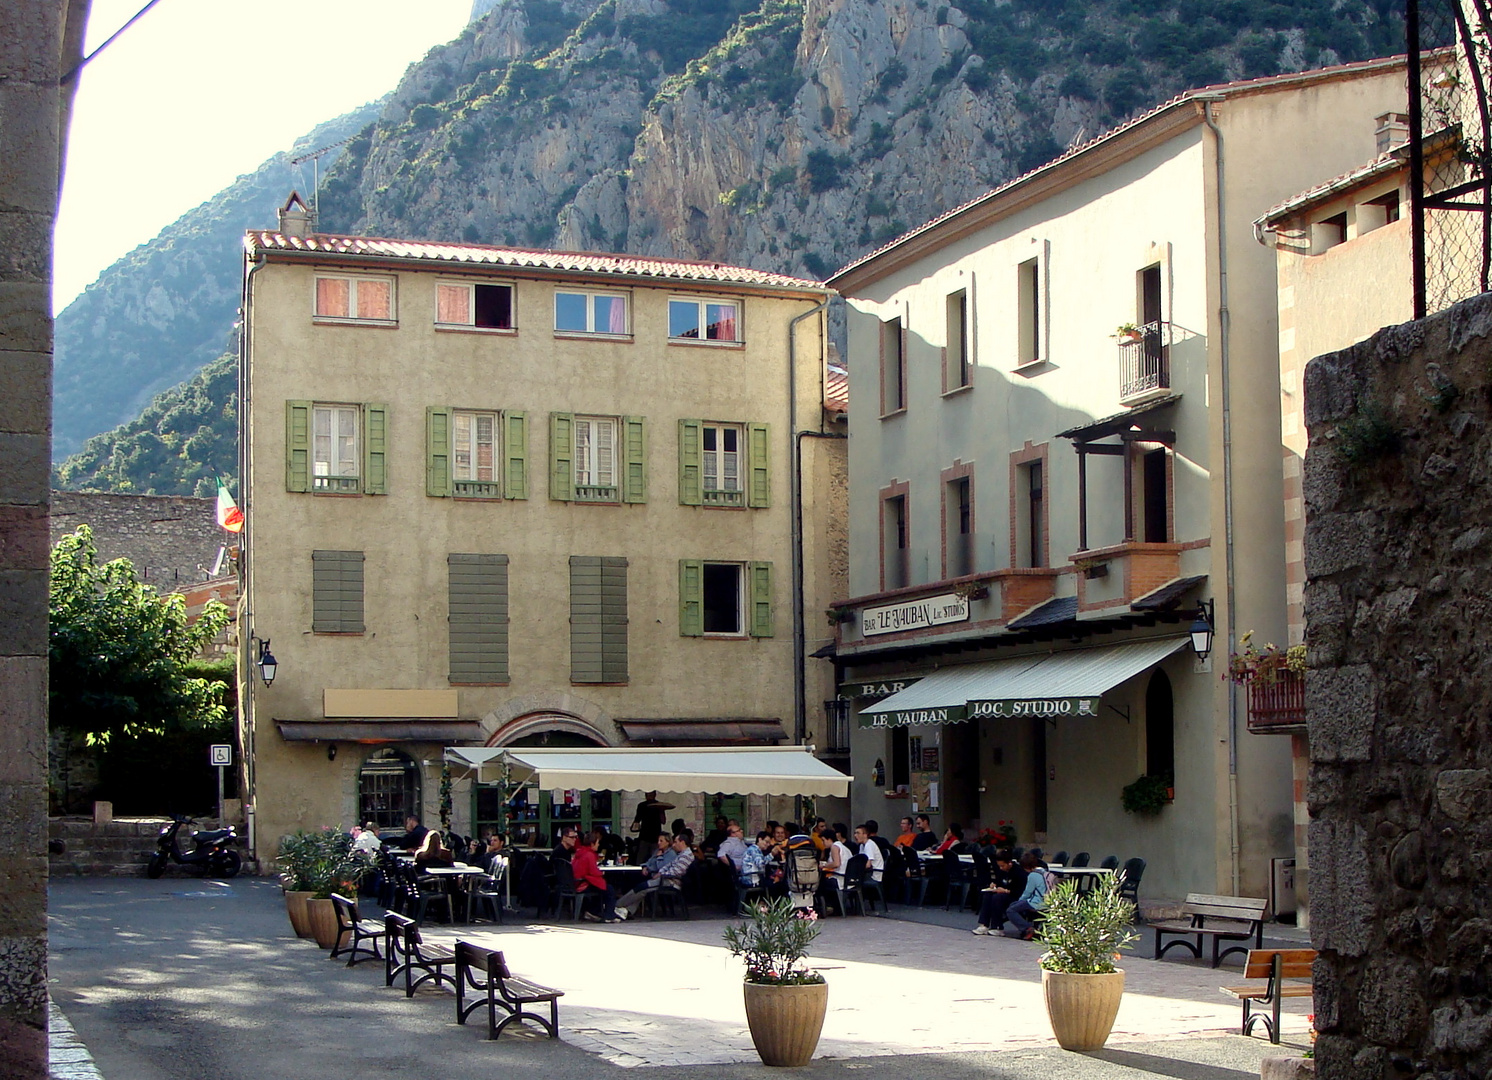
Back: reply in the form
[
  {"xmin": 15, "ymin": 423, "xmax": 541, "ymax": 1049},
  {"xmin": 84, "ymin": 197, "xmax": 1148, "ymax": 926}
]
[
  {"xmin": 305, "ymin": 897, "xmax": 340, "ymax": 950},
  {"xmin": 1042, "ymin": 968, "xmax": 1125, "ymax": 1051},
  {"xmin": 285, "ymin": 890, "xmax": 315, "ymax": 938},
  {"xmin": 742, "ymin": 980, "xmax": 828, "ymax": 1066},
  {"xmin": 1261, "ymin": 1057, "xmax": 1314, "ymax": 1080}
]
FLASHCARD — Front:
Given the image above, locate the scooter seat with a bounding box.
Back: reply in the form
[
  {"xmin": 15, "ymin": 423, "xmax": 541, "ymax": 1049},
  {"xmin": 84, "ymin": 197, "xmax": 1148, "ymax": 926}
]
[{"xmin": 193, "ymin": 828, "xmax": 233, "ymax": 843}]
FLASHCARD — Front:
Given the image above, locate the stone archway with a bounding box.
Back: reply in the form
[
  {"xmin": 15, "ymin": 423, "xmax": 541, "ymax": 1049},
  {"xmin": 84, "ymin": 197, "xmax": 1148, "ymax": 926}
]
[{"xmin": 478, "ymin": 692, "xmax": 620, "ymax": 748}]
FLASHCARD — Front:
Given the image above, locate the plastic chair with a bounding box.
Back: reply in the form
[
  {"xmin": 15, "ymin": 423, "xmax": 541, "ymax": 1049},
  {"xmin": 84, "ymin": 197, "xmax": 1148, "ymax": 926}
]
[
  {"xmin": 550, "ymin": 860, "xmax": 583, "ymax": 921},
  {"xmin": 467, "ymin": 868, "xmax": 506, "ymax": 924},
  {"xmin": 1118, "ymin": 858, "xmax": 1146, "ymax": 905},
  {"xmin": 1070, "ymin": 852, "xmax": 1091, "ymax": 867},
  {"xmin": 1052, "ymin": 850, "xmax": 1070, "ymax": 865},
  {"xmin": 854, "ymin": 855, "xmax": 886, "ymax": 915},
  {"xmin": 942, "ymin": 850, "xmax": 975, "ymax": 911},
  {"xmin": 1099, "ymin": 854, "xmax": 1120, "ymax": 870},
  {"xmin": 735, "ymin": 878, "xmax": 767, "ymax": 916}
]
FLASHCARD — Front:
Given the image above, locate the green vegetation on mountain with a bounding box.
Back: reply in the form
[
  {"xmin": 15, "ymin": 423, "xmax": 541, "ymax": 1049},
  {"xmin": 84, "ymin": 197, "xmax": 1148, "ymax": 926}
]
[{"xmin": 54, "ymin": 354, "xmax": 237, "ymax": 498}]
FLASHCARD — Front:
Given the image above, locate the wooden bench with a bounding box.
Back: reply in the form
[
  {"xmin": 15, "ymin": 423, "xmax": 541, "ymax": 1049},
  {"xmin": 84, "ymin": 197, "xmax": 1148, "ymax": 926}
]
[
  {"xmin": 329, "ymin": 894, "xmax": 383, "ymax": 967},
  {"xmin": 455, "ymin": 941, "xmax": 563, "ymax": 1039},
  {"xmin": 1221, "ymin": 948, "xmax": 1316, "ymax": 1043},
  {"xmin": 385, "ymin": 912, "xmax": 456, "ymax": 997},
  {"xmin": 1152, "ymin": 893, "xmax": 1269, "ymax": 968}
]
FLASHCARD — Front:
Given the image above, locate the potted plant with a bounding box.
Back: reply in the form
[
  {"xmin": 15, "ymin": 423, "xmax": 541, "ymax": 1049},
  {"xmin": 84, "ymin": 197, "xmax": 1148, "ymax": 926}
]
[
  {"xmin": 277, "ymin": 831, "xmax": 319, "ymax": 939},
  {"xmin": 723, "ymin": 898, "xmax": 827, "ymax": 1066},
  {"xmin": 1227, "ymin": 631, "xmax": 1306, "ymax": 686},
  {"xmin": 283, "ymin": 827, "xmax": 370, "ymax": 948},
  {"xmin": 1114, "ymin": 321, "xmax": 1144, "ymax": 343},
  {"xmin": 1120, "ymin": 773, "xmax": 1173, "ymax": 816},
  {"xmin": 1037, "ymin": 873, "xmax": 1138, "ymax": 1051}
]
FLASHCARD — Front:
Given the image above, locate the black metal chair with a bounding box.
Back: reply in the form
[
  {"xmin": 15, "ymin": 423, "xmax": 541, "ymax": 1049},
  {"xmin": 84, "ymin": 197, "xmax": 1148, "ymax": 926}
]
[
  {"xmin": 1070, "ymin": 851, "xmax": 1091, "ymax": 867},
  {"xmin": 1118, "ymin": 858, "xmax": 1146, "ymax": 905}
]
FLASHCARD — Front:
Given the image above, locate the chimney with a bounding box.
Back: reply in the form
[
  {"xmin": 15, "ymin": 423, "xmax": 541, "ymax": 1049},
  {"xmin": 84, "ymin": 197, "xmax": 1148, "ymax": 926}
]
[
  {"xmin": 278, "ymin": 190, "xmax": 314, "ymax": 238},
  {"xmin": 1376, "ymin": 112, "xmax": 1410, "ymax": 154}
]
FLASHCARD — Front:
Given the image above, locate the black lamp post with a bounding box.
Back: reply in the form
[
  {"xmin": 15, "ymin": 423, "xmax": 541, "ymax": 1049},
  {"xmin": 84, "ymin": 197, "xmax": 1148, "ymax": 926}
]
[
  {"xmin": 257, "ymin": 639, "xmax": 278, "ymax": 686},
  {"xmin": 1189, "ymin": 600, "xmax": 1215, "ymax": 660}
]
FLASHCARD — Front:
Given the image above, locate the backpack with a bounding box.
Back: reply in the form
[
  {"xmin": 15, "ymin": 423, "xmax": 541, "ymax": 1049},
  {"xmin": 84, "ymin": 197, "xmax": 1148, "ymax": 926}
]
[{"xmin": 1042, "ymin": 869, "xmax": 1059, "ymax": 894}]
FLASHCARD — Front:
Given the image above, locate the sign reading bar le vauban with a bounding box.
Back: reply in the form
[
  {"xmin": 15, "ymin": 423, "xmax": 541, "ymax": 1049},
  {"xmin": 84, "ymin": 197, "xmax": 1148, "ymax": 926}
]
[{"xmin": 860, "ymin": 592, "xmax": 969, "ymax": 637}]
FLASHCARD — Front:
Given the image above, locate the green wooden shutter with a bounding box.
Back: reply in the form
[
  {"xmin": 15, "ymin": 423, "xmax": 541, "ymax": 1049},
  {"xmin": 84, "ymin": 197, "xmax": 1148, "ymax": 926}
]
[
  {"xmin": 569, "ymin": 555, "xmax": 603, "ymax": 682},
  {"xmin": 504, "ymin": 410, "xmax": 528, "ymax": 500},
  {"xmin": 748, "ymin": 561, "xmax": 774, "ymax": 638},
  {"xmin": 677, "ymin": 419, "xmax": 703, "ymax": 506},
  {"xmin": 679, "ymin": 558, "xmax": 704, "ymax": 636},
  {"xmin": 550, "ymin": 412, "xmax": 574, "ymax": 502},
  {"xmin": 312, "ymin": 550, "xmax": 365, "ymax": 633},
  {"xmin": 746, "ymin": 422, "xmax": 771, "ymax": 508},
  {"xmin": 600, "ymin": 556, "xmax": 629, "ymax": 681},
  {"xmin": 448, "ymin": 553, "xmax": 509, "ymax": 683},
  {"xmin": 364, "ymin": 403, "xmax": 389, "ymax": 495},
  {"xmin": 427, "ymin": 406, "xmax": 452, "ymax": 497},
  {"xmin": 286, "ymin": 400, "xmax": 311, "ymax": 492},
  {"xmin": 622, "ymin": 415, "xmax": 647, "ymax": 504}
]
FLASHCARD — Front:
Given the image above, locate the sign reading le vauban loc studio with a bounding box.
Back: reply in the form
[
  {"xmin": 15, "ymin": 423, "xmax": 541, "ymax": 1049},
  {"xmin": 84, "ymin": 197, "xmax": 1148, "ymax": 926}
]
[
  {"xmin": 861, "ymin": 696, "xmax": 1100, "ymax": 728},
  {"xmin": 860, "ymin": 592, "xmax": 969, "ymax": 637}
]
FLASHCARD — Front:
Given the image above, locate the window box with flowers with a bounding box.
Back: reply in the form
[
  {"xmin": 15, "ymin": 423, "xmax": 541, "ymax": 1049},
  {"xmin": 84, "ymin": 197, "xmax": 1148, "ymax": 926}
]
[{"xmin": 1229, "ymin": 632, "xmax": 1307, "ymax": 733}]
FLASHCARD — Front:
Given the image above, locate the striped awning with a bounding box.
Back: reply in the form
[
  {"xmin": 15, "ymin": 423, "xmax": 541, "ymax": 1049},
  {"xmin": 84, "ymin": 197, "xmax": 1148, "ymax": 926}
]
[{"xmin": 859, "ymin": 637, "xmax": 1188, "ymax": 728}]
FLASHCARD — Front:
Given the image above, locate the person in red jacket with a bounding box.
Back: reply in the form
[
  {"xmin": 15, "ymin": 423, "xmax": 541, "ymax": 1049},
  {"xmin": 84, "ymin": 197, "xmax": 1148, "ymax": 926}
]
[{"xmin": 571, "ymin": 831, "xmax": 621, "ymax": 923}]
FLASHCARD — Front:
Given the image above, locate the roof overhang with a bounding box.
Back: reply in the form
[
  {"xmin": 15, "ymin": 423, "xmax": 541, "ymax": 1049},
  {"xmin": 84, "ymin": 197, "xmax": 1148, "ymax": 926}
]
[
  {"xmin": 443, "ymin": 745, "xmax": 851, "ymax": 798},
  {"xmin": 617, "ymin": 718, "xmax": 788, "ymax": 745},
  {"xmin": 278, "ymin": 719, "xmax": 483, "ymax": 743}
]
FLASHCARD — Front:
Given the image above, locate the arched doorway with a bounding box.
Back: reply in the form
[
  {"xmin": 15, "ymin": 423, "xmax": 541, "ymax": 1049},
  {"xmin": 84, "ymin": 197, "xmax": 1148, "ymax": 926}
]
[
  {"xmin": 475, "ymin": 714, "xmax": 612, "ymax": 845},
  {"xmin": 1145, "ymin": 670, "xmax": 1175, "ymax": 782},
  {"xmin": 359, "ymin": 748, "xmax": 421, "ymax": 830}
]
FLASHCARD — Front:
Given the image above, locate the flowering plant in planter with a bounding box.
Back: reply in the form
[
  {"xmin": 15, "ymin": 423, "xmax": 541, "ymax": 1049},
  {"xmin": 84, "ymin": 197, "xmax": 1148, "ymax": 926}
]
[
  {"xmin": 1227, "ymin": 631, "xmax": 1306, "ymax": 686},
  {"xmin": 723, "ymin": 898, "xmax": 824, "ymax": 985},
  {"xmin": 977, "ymin": 820, "xmax": 1018, "ymax": 848},
  {"xmin": 1038, "ymin": 874, "xmax": 1138, "ymax": 975}
]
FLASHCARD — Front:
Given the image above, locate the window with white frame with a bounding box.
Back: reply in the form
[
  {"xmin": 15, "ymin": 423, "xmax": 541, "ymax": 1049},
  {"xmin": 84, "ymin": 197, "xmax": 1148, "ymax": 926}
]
[
  {"xmin": 702, "ymin": 562, "xmax": 745, "ymax": 635},
  {"xmin": 436, "ymin": 281, "xmax": 514, "ymax": 329},
  {"xmin": 554, "ymin": 290, "xmax": 628, "ymax": 335},
  {"xmin": 314, "ymin": 274, "xmax": 395, "ymax": 323},
  {"xmin": 453, "ymin": 410, "xmax": 499, "ymax": 484},
  {"xmin": 574, "ymin": 416, "xmax": 618, "ymax": 490},
  {"xmin": 313, "ymin": 405, "xmax": 360, "ymax": 490},
  {"xmin": 702, "ymin": 423, "xmax": 741, "ymax": 494},
  {"xmin": 669, "ymin": 298, "xmax": 740, "ymax": 343}
]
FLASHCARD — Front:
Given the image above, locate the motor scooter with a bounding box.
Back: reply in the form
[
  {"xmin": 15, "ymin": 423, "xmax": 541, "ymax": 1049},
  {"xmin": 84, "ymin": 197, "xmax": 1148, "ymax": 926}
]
[{"xmin": 146, "ymin": 815, "xmax": 241, "ymax": 878}]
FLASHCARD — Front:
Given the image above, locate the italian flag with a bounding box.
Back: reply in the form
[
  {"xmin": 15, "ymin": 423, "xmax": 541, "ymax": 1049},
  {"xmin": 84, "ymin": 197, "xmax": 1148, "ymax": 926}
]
[{"xmin": 216, "ymin": 478, "xmax": 244, "ymax": 533}]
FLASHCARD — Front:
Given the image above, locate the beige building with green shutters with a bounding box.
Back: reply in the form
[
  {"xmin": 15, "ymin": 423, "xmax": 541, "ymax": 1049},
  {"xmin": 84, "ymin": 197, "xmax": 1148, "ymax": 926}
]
[{"xmin": 239, "ymin": 206, "xmax": 845, "ymax": 861}]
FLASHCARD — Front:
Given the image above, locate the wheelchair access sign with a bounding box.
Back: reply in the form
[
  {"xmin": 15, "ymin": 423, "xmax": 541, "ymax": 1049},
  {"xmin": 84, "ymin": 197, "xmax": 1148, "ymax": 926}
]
[{"xmin": 209, "ymin": 744, "xmax": 232, "ymax": 767}]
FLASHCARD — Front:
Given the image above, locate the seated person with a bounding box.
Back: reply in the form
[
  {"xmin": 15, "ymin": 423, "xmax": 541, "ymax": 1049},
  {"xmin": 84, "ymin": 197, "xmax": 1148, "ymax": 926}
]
[
  {"xmin": 702, "ymin": 816, "xmax": 730, "ymax": 853},
  {"xmin": 972, "ymin": 851, "xmax": 1026, "ymax": 935},
  {"xmin": 854, "ymin": 823, "xmax": 885, "ymax": 881},
  {"xmin": 767, "ymin": 823, "xmax": 791, "ymax": 861},
  {"xmin": 551, "ymin": 827, "xmax": 579, "ymax": 864},
  {"xmin": 350, "ymin": 821, "xmax": 383, "ymax": 856},
  {"xmin": 615, "ymin": 833, "xmax": 695, "ymax": 918},
  {"xmin": 642, "ymin": 832, "xmax": 675, "ymax": 874},
  {"xmin": 1003, "ymin": 852, "xmax": 1051, "ymax": 940},
  {"xmin": 717, "ymin": 821, "xmax": 749, "ymax": 869},
  {"xmin": 384, "ymin": 815, "xmax": 430, "ymax": 852},
  {"xmin": 476, "ymin": 833, "xmax": 508, "ymax": 874},
  {"xmin": 931, "ymin": 823, "xmax": 966, "ymax": 855},
  {"xmin": 814, "ymin": 825, "xmax": 853, "ymax": 912},
  {"xmin": 894, "ymin": 816, "xmax": 917, "ymax": 851},
  {"xmin": 570, "ymin": 831, "xmax": 621, "ymax": 922},
  {"xmin": 413, "ymin": 829, "xmax": 454, "ymax": 868},
  {"xmin": 739, "ymin": 831, "xmax": 773, "ymax": 887}
]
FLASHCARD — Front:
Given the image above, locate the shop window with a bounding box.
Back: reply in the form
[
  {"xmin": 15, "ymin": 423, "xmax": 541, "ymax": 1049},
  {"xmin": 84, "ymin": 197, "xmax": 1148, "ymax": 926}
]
[{"xmin": 359, "ymin": 748, "xmax": 420, "ymax": 830}]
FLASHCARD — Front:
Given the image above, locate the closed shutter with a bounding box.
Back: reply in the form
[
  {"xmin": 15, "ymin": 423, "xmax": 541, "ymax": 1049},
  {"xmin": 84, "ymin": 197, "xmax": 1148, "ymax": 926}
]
[
  {"xmin": 286, "ymin": 400, "xmax": 312, "ymax": 492},
  {"xmin": 448, "ymin": 554, "xmax": 509, "ymax": 683},
  {"xmin": 679, "ymin": 558, "xmax": 704, "ymax": 636},
  {"xmin": 550, "ymin": 412, "xmax": 574, "ymax": 502},
  {"xmin": 312, "ymin": 550, "xmax": 365, "ymax": 633},
  {"xmin": 677, "ymin": 419, "xmax": 703, "ymax": 506},
  {"xmin": 364, "ymin": 403, "xmax": 389, "ymax": 495},
  {"xmin": 570, "ymin": 555, "xmax": 627, "ymax": 683},
  {"xmin": 504, "ymin": 410, "xmax": 528, "ymax": 500},
  {"xmin": 622, "ymin": 415, "xmax": 647, "ymax": 504},
  {"xmin": 427, "ymin": 406, "xmax": 452, "ymax": 497},
  {"xmin": 746, "ymin": 422, "xmax": 771, "ymax": 508},
  {"xmin": 748, "ymin": 560, "xmax": 774, "ymax": 638}
]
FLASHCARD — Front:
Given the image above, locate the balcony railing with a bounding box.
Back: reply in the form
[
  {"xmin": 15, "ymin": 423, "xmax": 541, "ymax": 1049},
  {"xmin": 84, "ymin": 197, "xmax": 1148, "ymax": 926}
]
[
  {"xmin": 454, "ymin": 480, "xmax": 501, "ymax": 499},
  {"xmin": 313, "ymin": 475, "xmax": 361, "ymax": 494},
  {"xmin": 703, "ymin": 488, "xmax": 745, "ymax": 508},
  {"xmin": 574, "ymin": 484, "xmax": 619, "ymax": 503},
  {"xmin": 1118, "ymin": 320, "xmax": 1172, "ymax": 404},
  {"xmin": 1246, "ymin": 671, "xmax": 1306, "ymax": 733}
]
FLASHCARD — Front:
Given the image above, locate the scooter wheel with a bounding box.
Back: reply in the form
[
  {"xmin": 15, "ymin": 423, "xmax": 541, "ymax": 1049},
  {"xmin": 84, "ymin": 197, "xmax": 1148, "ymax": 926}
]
[
  {"xmin": 146, "ymin": 853, "xmax": 167, "ymax": 879},
  {"xmin": 209, "ymin": 850, "xmax": 242, "ymax": 879}
]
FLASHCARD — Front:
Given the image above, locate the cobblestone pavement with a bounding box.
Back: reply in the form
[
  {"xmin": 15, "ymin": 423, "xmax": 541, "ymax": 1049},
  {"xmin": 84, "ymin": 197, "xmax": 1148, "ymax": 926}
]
[{"xmin": 49, "ymin": 878, "xmax": 1311, "ymax": 1079}]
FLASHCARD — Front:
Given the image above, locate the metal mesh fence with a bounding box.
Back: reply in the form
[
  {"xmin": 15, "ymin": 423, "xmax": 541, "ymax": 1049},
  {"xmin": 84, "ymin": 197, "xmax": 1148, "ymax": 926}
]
[{"xmin": 1411, "ymin": 0, "xmax": 1492, "ymax": 316}]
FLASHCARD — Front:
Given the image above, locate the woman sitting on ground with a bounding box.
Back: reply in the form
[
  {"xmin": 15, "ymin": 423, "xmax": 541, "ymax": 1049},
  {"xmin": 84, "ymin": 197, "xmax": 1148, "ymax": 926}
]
[{"xmin": 413, "ymin": 829, "xmax": 455, "ymax": 868}]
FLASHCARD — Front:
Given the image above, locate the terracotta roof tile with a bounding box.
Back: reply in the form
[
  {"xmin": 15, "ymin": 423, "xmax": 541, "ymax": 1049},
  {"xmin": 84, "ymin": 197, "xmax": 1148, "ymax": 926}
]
[
  {"xmin": 824, "ymin": 365, "xmax": 849, "ymax": 413},
  {"xmin": 245, "ymin": 231, "xmax": 829, "ymax": 293}
]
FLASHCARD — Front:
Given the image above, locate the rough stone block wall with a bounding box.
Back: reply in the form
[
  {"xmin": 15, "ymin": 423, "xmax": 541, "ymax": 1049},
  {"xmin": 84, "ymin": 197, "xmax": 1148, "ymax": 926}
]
[
  {"xmin": 1304, "ymin": 294, "xmax": 1492, "ymax": 1079},
  {"xmin": 49, "ymin": 491, "xmax": 228, "ymax": 588}
]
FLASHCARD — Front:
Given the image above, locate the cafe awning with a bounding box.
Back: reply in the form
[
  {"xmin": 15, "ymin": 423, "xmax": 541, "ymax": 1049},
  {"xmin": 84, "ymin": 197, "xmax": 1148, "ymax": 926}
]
[
  {"xmin": 860, "ymin": 636, "xmax": 1189, "ymax": 728},
  {"xmin": 443, "ymin": 745, "xmax": 851, "ymax": 798}
]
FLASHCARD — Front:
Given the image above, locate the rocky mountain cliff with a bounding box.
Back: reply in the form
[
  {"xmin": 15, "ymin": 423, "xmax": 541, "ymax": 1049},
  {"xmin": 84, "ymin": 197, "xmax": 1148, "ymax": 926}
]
[{"xmin": 51, "ymin": 101, "xmax": 383, "ymax": 459}]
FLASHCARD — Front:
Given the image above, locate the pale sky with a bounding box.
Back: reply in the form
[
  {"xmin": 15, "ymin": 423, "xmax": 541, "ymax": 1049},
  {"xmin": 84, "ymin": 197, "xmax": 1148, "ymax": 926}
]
[{"xmin": 55, "ymin": 0, "xmax": 471, "ymax": 313}]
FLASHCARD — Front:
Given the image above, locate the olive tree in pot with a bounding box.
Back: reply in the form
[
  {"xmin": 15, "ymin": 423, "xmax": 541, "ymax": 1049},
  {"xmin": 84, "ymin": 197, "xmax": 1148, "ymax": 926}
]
[
  {"xmin": 1038, "ymin": 873, "xmax": 1139, "ymax": 1051},
  {"xmin": 723, "ymin": 898, "xmax": 826, "ymax": 1066}
]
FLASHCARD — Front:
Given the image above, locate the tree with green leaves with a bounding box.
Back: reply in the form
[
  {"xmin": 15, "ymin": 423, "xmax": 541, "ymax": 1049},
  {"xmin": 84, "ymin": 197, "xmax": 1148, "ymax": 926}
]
[{"xmin": 49, "ymin": 526, "xmax": 232, "ymax": 747}]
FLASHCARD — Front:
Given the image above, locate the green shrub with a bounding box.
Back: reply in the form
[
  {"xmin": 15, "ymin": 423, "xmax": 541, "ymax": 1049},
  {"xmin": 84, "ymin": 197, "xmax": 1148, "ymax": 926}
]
[{"xmin": 1038, "ymin": 874, "xmax": 1138, "ymax": 975}]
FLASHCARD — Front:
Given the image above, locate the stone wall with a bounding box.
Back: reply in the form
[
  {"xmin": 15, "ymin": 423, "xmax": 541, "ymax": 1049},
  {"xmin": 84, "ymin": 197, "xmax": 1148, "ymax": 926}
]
[
  {"xmin": 49, "ymin": 491, "xmax": 229, "ymax": 587},
  {"xmin": 1304, "ymin": 294, "xmax": 1492, "ymax": 1079}
]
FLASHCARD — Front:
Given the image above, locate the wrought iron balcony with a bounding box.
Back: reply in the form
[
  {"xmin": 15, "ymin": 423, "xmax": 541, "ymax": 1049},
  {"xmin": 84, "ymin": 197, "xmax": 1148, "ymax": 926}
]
[
  {"xmin": 1246, "ymin": 671, "xmax": 1306, "ymax": 733},
  {"xmin": 1117, "ymin": 320, "xmax": 1173, "ymax": 404}
]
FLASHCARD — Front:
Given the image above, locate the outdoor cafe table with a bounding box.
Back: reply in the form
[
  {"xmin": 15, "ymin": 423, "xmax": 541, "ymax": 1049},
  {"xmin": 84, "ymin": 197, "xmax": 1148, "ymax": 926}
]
[
  {"xmin": 918, "ymin": 851, "xmax": 975, "ymax": 863},
  {"xmin": 422, "ymin": 865, "xmax": 490, "ymax": 921}
]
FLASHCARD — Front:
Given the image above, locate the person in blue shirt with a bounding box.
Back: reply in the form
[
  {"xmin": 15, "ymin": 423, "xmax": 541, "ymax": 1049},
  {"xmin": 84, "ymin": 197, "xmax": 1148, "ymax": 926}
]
[{"xmin": 1003, "ymin": 852, "xmax": 1050, "ymax": 939}]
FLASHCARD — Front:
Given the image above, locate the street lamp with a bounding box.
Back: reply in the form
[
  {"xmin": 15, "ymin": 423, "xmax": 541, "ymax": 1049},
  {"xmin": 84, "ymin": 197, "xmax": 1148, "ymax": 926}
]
[
  {"xmin": 257, "ymin": 639, "xmax": 278, "ymax": 686},
  {"xmin": 1189, "ymin": 600, "xmax": 1215, "ymax": 660}
]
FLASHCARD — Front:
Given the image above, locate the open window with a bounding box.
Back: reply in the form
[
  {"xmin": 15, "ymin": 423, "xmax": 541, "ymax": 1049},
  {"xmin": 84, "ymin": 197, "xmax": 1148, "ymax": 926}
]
[
  {"xmin": 881, "ymin": 317, "xmax": 905, "ymax": 414},
  {"xmin": 883, "ymin": 493, "xmax": 909, "ymax": 589},
  {"xmin": 946, "ymin": 290, "xmax": 970, "ymax": 390},
  {"xmin": 1017, "ymin": 258, "xmax": 1041, "ymax": 365},
  {"xmin": 437, "ymin": 281, "xmax": 514, "ymax": 330},
  {"xmin": 1013, "ymin": 459, "xmax": 1045, "ymax": 568},
  {"xmin": 945, "ymin": 476, "xmax": 973, "ymax": 577}
]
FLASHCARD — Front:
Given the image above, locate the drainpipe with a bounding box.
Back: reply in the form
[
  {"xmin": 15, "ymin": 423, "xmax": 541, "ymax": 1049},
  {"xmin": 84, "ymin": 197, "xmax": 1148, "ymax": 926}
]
[
  {"xmin": 239, "ymin": 252, "xmax": 266, "ymax": 863},
  {"xmin": 1199, "ymin": 96, "xmax": 1241, "ymax": 896},
  {"xmin": 789, "ymin": 298, "xmax": 831, "ymax": 765}
]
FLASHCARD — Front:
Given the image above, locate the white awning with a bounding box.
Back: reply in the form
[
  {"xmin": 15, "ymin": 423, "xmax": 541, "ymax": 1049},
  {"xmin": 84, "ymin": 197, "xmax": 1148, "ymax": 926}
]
[
  {"xmin": 443, "ymin": 745, "xmax": 852, "ymax": 798},
  {"xmin": 861, "ymin": 637, "xmax": 1189, "ymax": 727}
]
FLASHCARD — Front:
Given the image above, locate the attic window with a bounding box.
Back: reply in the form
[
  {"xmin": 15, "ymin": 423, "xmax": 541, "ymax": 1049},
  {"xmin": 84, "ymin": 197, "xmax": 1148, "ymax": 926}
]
[
  {"xmin": 1357, "ymin": 190, "xmax": 1401, "ymax": 235},
  {"xmin": 1311, "ymin": 212, "xmax": 1348, "ymax": 254}
]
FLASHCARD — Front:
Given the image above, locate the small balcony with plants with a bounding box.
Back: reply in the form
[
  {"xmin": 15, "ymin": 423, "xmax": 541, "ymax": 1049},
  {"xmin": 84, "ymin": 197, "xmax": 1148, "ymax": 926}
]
[
  {"xmin": 1116, "ymin": 321, "xmax": 1173, "ymax": 405},
  {"xmin": 1228, "ymin": 632, "xmax": 1307, "ymax": 733}
]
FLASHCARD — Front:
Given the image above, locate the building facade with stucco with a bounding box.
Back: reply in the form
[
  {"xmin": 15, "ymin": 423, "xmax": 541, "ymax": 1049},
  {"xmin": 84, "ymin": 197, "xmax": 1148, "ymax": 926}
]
[
  {"xmin": 240, "ymin": 204, "xmax": 845, "ymax": 861},
  {"xmin": 826, "ymin": 59, "xmax": 1409, "ymax": 905}
]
